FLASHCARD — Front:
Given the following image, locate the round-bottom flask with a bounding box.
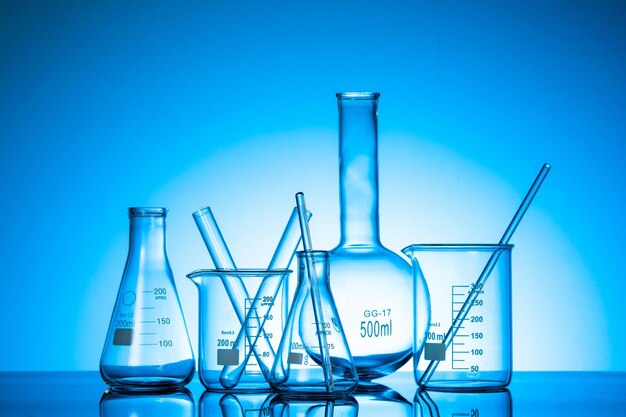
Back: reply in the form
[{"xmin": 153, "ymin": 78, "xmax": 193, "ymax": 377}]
[{"xmin": 329, "ymin": 92, "xmax": 414, "ymax": 381}]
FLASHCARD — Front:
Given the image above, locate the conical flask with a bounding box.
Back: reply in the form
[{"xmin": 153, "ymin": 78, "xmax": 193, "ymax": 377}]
[
  {"xmin": 270, "ymin": 250, "xmax": 358, "ymax": 397},
  {"xmin": 329, "ymin": 92, "xmax": 413, "ymax": 381},
  {"xmin": 100, "ymin": 207, "xmax": 195, "ymax": 390}
]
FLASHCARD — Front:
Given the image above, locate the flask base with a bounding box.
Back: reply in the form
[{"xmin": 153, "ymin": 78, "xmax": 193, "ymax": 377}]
[
  {"xmin": 353, "ymin": 350, "xmax": 412, "ymax": 382},
  {"xmin": 100, "ymin": 359, "xmax": 195, "ymax": 391},
  {"xmin": 104, "ymin": 377, "xmax": 192, "ymax": 392}
]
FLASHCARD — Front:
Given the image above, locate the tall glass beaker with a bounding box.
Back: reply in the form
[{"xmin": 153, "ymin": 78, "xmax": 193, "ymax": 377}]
[
  {"xmin": 329, "ymin": 92, "xmax": 413, "ymax": 381},
  {"xmin": 100, "ymin": 208, "xmax": 195, "ymax": 391},
  {"xmin": 404, "ymin": 244, "xmax": 513, "ymax": 389}
]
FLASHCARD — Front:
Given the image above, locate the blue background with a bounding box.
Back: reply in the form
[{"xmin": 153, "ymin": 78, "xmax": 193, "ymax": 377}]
[{"xmin": 1, "ymin": 0, "xmax": 624, "ymax": 371}]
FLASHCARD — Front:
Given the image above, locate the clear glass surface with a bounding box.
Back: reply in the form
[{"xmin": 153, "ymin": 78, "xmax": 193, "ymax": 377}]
[
  {"xmin": 1, "ymin": 372, "xmax": 625, "ymax": 416},
  {"xmin": 330, "ymin": 92, "xmax": 413, "ymax": 381},
  {"xmin": 187, "ymin": 269, "xmax": 290, "ymax": 391},
  {"xmin": 99, "ymin": 208, "xmax": 195, "ymax": 391},
  {"xmin": 270, "ymin": 251, "xmax": 359, "ymax": 397},
  {"xmin": 403, "ymin": 244, "xmax": 513, "ymax": 389},
  {"xmin": 100, "ymin": 388, "xmax": 194, "ymax": 417}
]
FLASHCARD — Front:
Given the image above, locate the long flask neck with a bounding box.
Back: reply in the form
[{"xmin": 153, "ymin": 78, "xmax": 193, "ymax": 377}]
[
  {"xmin": 127, "ymin": 208, "xmax": 168, "ymax": 266},
  {"xmin": 337, "ymin": 93, "xmax": 381, "ymax": 248}
]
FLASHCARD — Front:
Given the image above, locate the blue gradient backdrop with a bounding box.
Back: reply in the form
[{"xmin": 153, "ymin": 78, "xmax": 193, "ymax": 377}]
[{"xmin": 1, "ymin": 1, "xmax": 624, "ymax": 371}]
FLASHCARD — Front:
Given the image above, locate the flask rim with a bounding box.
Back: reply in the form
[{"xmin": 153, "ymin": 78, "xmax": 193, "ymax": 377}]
[
  {"xmin": 296, "ymin": 250, "xmax": 329, "ymax": 257},
  {"xmin": 336, "ymin": 92, "xmax": 380, "ymax": 100},
  {"xmin": 128, "ymin": 207, "xmax": 168, "ymax": 217}
]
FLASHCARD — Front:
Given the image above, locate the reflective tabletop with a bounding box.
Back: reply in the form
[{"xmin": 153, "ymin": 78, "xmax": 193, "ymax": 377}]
[{"xmin": 0, "ymin": 372, "xmax": 624, "ymax": 416}]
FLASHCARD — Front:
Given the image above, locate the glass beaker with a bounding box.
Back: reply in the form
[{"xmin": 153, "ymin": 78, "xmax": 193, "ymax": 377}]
[
  {"xmin": 100, "ymin": 388, "xmax": 195, "ymax": 417},
  {"xmin": 270, "ymin": 251, "xmax": 358, "ymax": 397},
  {"xmin": 100, "ymin": 207, "xmax": 195, "ymax": 391},
  {"xmin": 403, "ymin": 244, "xmax": 513, "ymax": 390},
  {"xmin": 188, "ymin": 269, "xmax": 291, "ymax": 391},
  {"xmin": 414, "ymin": 389, "xmax": 512, "ymax": 417},
  {"xmin": 329, "ymin": 92, "xmax": 413, "ymax": 381}
]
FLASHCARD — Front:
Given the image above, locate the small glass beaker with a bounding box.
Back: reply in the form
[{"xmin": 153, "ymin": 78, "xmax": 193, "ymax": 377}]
[
  {"xmin": 403, "ymin": 244, "xmax": 513, "ymax": 390},
  {"xmin": 188, "ymin": 269, "xmax": 291, "ymax": 391}
]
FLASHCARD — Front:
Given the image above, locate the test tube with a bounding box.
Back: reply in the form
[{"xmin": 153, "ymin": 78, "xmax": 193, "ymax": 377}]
[
  {"xmin": 295, "ymin": 192, "xmax": 334, "ymax": 391},
  {"xmin": 193, "ymin": 207, "xmax": 277, "ymax": 380},
  {"xmin": 219, "ymin": 207, "xmax": 312, "ymax": 388}
]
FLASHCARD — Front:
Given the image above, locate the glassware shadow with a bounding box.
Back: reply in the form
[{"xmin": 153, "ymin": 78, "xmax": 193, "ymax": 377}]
[{"xmin": 100, "ymin": 387, "xmax": 195, "ymax": 417}]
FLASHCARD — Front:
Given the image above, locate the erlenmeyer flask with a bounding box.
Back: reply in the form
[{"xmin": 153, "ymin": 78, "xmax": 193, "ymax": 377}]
[
  {"xmin": 270, "ymin": 251, "xmax": 358, "ymax": 396},
  {"xmin": 100, "ymin": 207, "xmax": 195, "ymax": 390},
  {"xmin": 329, "ymin": 92, "xmax": 413, "ymax": 381}
]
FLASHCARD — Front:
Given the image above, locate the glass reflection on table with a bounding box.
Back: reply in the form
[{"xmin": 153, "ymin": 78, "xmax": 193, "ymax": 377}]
[
  {"xmin": 414, "ymin": 388, "xmax": 511, "ymax": 417},
  {"xmin": 354, "ymin": 382, "xmax": 413, "ymax": 417},
  {"xmin": 200, "ymin": 391, "xmax": 273, "ymax": 417},
  {"xmin": 100, "ymin": 387, "xmax": 195, "ymax": 417}
]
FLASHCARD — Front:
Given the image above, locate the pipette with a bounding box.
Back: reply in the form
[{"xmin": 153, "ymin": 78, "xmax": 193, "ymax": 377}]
[
  {"xmin": 219, "ymin": 207, "xmax": 312, "ymax": 388},
  {"xmin": 296, "ymin": 192, "xmax": 335, "ymax": 391},
  {"xmin": 419, "ymin": 163, "xmax": 551, "ymax": 386}
]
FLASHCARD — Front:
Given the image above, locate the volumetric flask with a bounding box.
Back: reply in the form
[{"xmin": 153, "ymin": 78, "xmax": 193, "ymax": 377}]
[
  {"xmin": 100, "ymin": 208, "xmax": 195, "ymax": 391},
  {"xmin": 403, "ymin": 244, "xmax": 512, "ymax": 390},
  {"xmin": 270, "ymin": 251, "xmax": 358, "ymax": 397},
  {"xmin": 188, "ymin": 269, "xmax": 291, "ymax": 391},
  {"xmin": 414, "ymin": 389, "xmax": 512, "ymax": 417}
]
